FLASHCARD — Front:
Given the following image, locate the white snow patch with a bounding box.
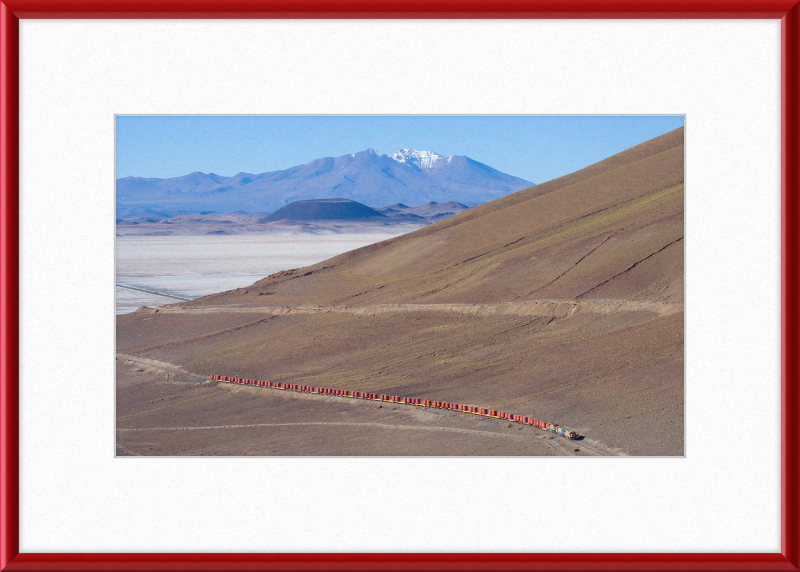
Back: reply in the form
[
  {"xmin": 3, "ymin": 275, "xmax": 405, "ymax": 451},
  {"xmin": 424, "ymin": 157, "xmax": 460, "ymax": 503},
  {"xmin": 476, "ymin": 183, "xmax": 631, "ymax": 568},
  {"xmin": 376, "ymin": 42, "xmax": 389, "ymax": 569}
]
[{"xmin": 389, "ymin": 148, "xmax": 451, "ymax": 170}]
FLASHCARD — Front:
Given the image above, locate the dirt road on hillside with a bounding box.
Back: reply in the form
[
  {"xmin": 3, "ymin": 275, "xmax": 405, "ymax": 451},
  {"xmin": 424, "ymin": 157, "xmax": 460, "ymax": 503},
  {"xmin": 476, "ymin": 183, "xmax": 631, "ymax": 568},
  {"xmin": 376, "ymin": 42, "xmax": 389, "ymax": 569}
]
[{"xmin": 142, "ymin": 298, "xmax": 683, "ymax": 318}]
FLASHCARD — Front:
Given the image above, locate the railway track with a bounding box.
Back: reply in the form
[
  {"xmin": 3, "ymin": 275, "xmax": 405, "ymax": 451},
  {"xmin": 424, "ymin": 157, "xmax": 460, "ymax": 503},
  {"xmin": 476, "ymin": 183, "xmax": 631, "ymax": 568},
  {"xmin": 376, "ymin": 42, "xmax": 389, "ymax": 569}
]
[
  {"xmin": 116, "ymin": 354, "xmax": 210, "ymax": 384},
  {"xmin": 213, "ymin": 375, "xmax": 624, "ymax": 455},
  {"xmin": 117, "ymin": 354, "xmax": 622, "ymax": 456}
]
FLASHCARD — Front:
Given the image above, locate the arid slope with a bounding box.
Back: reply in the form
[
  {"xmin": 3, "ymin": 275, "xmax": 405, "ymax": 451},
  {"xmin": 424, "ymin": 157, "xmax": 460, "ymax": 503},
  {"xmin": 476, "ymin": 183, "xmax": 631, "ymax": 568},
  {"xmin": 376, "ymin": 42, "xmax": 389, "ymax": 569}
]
[
  {"xmin": 193, "ymin": 128, "xmax": 683, "ymax": 307},
  {"xmin": 117, "ymin": 128, "xmax": 684, "ymax": 455}
]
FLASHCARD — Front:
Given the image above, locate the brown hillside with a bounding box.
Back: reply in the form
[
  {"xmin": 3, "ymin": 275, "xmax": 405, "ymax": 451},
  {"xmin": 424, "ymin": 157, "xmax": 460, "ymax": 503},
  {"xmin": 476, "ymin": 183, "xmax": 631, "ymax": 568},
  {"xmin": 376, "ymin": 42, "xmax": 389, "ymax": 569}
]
[
  {"xmin": 117, "ymin": 128, "xmax": 685, "ymax": 456},
  {"xmin": 198, "ymin": 127, "xmax": 683, "ymax": 308}
]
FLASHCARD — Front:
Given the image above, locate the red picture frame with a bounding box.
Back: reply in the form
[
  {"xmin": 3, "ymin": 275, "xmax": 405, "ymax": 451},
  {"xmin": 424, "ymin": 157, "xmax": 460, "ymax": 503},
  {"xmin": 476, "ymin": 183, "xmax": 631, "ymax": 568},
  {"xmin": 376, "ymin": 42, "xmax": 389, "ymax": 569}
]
[{"xmin": 1, "ymin": 2, "xmax": 798, "ymax": 571}]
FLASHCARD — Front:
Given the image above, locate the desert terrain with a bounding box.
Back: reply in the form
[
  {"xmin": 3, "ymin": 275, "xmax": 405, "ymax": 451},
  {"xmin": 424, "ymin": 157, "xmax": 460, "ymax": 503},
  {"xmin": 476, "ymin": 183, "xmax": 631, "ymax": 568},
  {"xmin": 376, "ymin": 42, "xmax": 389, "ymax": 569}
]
[{"xmin": 117, "ymin": 127, "xmax": 685, "ymax": 456}]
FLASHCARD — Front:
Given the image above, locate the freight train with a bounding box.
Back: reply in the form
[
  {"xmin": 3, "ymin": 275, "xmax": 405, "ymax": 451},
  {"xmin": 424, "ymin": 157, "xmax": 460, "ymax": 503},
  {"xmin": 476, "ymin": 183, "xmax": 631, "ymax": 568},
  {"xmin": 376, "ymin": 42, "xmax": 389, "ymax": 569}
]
[{"xmin": 210, "ymin": 374, "xmax": 579, "ymax": 440}]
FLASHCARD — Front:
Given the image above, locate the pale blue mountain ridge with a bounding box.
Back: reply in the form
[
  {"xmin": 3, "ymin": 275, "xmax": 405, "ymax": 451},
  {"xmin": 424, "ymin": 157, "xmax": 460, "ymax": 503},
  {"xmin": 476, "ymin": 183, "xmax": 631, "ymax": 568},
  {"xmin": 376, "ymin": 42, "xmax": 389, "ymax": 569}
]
[{"xmin": 116, "ymin": 149, "xmax": 534, "ymax": 218}]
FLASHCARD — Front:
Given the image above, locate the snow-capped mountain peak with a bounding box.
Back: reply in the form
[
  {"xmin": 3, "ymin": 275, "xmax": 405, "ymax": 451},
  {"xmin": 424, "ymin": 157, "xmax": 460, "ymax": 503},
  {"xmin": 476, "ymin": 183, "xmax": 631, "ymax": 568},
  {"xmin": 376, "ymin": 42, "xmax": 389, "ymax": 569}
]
[{"xmin": 389, "ymin": 149, "xmax": 449, "ymax": 170}]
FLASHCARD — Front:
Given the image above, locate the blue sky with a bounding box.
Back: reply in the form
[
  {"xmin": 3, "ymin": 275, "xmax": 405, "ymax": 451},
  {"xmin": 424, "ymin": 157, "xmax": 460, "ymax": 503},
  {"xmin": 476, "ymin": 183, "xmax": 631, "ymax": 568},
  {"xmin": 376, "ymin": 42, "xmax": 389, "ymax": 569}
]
[{"xmin": 116, "ymin": 116, "xmax": 684, "ymax": 184}]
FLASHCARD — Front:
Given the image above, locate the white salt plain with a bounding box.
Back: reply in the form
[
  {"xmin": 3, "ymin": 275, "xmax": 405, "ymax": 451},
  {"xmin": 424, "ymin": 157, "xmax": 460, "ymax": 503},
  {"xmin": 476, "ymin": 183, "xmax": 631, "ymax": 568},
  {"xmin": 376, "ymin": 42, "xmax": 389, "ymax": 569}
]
[{"xmin": 115, "ymin": 233, "xmax": 409, "ymax": 314}]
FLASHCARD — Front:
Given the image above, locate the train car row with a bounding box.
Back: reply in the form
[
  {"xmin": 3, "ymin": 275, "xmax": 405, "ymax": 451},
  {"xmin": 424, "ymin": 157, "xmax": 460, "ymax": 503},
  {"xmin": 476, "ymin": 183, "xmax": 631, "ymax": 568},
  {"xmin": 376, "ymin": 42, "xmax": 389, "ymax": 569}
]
[{"xmin": 210, "ymin": 374, "xmax": 579, "ymax": 440}]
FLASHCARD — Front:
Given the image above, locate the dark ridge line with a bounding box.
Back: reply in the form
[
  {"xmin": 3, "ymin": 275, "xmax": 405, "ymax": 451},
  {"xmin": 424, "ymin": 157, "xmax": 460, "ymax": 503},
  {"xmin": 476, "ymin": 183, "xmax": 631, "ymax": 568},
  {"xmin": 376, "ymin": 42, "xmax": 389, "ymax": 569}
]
[
  {"xmin": 575, "ymin": 237, "xmax": 684, "ymax": 300},
  {"xmin": 521, "ymin": 231, "xmax": 619, "ymax": 299},
  {"xmin": 503, "ymin": 236, "xmax": 527, "ymax": 248},
  {"xmin": 438, "ymin": 182, "xmax": 682, "ymax": 277}
]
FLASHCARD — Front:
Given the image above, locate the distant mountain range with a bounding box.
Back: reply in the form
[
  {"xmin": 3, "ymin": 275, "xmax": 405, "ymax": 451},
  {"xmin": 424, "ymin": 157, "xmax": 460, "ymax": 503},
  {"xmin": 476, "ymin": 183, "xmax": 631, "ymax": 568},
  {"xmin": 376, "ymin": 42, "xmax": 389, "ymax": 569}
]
[
  {"xmin": 115, "ymin": 199, "xmax": 473, "ymax": 236},
  {"xmin": 116, "ymin": 149, "xmax": 533, "ymax": 218}
]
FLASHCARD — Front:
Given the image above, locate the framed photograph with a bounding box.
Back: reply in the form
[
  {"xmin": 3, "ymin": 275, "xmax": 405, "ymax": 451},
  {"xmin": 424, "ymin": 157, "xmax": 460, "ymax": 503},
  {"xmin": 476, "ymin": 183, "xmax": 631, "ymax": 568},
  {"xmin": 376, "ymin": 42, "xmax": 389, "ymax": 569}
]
[{"xmin": 1, "ymin": 1, "xmax": 798, "ymax": 571}]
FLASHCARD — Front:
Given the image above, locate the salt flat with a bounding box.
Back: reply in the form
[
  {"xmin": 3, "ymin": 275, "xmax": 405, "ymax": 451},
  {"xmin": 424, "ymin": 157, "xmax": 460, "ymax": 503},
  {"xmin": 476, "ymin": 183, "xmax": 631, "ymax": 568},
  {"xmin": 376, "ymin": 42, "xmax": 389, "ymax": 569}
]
[{"xmin": 115, "ymin": 233, "xmax": 409, "ymax": 314}]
